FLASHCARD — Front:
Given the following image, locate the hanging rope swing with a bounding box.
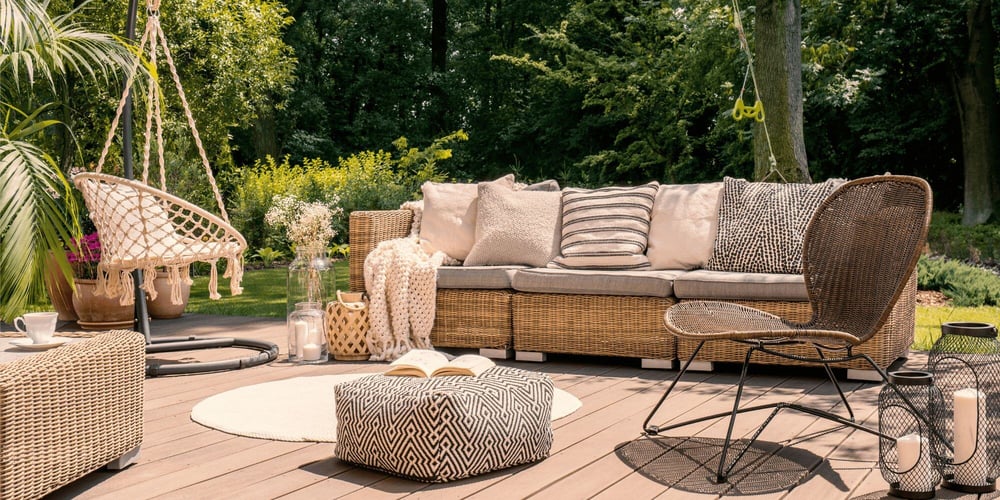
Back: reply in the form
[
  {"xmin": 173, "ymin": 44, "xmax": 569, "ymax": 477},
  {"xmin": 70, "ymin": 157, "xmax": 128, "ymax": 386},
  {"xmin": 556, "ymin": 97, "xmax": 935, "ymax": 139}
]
[
  {"xmin": 73, "ymin": 0, "xmax": 246, "ymax": 307},
  {"xmin": 73, "ymin": 0, "xmax": 277, "ymax": 376},
  {"xmin": 729, "ymin": 0, "xmax": 786, "ymax": 182}
]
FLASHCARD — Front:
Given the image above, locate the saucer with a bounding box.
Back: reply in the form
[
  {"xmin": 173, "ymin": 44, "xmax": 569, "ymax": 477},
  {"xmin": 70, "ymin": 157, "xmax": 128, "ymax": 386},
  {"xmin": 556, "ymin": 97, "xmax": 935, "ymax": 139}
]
[{"xmin": 10, "ymin": 338, "xmax": 68, "ymax": 351}]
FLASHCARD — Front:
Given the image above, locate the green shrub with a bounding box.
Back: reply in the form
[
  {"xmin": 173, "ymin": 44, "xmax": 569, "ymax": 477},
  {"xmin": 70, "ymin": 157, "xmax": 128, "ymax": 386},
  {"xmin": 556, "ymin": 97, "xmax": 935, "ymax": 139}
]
[
  {"xmin": 918, "ymin": 255, "xmax": 1000, "ymax": 307},
  {"xmin": 926, "ymin": 211, "xmax": 1000, "ymax": 264},
  {"xmin": 225, "ymin": 131, "xmax": 462, "ymax": 252}
]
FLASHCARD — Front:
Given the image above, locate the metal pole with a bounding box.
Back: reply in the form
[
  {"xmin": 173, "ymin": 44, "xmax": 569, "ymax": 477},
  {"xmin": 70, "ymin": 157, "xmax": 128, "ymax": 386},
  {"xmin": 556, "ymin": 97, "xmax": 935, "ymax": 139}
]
[{"xmin": 123, "ymin": 0, "xmax": 152, "ymax": 343}]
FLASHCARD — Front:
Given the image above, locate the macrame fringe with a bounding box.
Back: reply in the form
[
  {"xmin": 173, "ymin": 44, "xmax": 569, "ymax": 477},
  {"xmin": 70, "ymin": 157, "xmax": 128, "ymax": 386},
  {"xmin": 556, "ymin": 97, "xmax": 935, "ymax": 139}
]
[
  {"xmin": 223, "ymin": 253, "xmax": 244, "ymax": 296},
  {"xmin": 208, "ymin": 259, "xmax": 221, "ymax": 300}
]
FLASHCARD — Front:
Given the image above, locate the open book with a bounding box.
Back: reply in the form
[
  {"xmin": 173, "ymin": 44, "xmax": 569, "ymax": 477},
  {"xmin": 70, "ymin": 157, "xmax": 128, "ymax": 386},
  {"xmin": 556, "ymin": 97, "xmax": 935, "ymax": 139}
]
[{"xmin": 384, "ymin": 349, "xmax": 495, "ymax": 378}]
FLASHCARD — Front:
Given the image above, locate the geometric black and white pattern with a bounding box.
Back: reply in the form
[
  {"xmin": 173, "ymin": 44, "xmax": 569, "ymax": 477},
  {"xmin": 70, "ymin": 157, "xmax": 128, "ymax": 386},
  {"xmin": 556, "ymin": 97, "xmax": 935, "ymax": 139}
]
[
  {"xmin": 707, "ymin": 177, "xmax": 843, "ymax": 274},
  {"xmin": 334, "ymin": 366, "xmax": 554, "ymax": 482}
]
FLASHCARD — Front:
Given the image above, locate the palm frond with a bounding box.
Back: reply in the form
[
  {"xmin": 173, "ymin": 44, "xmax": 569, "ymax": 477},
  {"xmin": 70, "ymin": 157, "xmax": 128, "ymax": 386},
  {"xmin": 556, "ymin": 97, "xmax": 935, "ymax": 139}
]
[
  {"xmin": 0, "ymin": 131, "xmax": 77, "ymax": 321},
  {"xmin": 0, "ymin": 0, "xmax": 136, "ymax": 95}
]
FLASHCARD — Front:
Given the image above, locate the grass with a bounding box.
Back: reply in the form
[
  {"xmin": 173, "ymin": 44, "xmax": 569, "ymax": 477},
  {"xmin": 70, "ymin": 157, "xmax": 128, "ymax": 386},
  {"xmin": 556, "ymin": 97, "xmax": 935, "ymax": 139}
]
[
  {"xmin": 185, "ymin": 260, "xmax": 349, "ymax": 317},
  {"xmin": 914, "ymin": 304, "xmax": 1000, "ymax": 351}
]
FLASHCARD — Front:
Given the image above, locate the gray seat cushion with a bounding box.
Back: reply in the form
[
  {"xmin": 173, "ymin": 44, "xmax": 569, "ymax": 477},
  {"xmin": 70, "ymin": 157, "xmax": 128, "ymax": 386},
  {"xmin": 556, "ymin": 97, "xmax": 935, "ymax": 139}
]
[
  {"xmin": 511, "ymin": 268, "xmax": 682, "ymax": 297},
  {"xmin": 437, "ymin": 265, "xmax": 525, "ymax": 289},
  {"xmin": 672, "ymin": 269, "xmax": 807, "ymax": 301}
]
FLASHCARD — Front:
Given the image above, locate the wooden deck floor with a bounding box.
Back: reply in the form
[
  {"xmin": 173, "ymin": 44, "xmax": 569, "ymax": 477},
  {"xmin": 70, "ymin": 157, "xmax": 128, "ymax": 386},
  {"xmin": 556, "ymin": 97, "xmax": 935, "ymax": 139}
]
[{"xmin": 45, "ymin": 314, "xmax": 977, "ymax": 499}]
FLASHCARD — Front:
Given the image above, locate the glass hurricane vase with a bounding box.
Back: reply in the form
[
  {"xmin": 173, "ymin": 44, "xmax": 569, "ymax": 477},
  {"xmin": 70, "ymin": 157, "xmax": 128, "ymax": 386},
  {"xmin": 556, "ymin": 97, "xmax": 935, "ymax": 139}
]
[{"xmin": 286, "ymin": 244, "xmax": 334, "ymax": 363}]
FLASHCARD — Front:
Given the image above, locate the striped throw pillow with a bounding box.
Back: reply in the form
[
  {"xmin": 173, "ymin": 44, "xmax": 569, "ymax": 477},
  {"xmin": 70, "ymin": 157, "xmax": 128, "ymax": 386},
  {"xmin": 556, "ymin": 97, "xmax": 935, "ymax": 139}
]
[{"xmin": 548, "ymin": 182, "xmax": 659, "ymax": 270}]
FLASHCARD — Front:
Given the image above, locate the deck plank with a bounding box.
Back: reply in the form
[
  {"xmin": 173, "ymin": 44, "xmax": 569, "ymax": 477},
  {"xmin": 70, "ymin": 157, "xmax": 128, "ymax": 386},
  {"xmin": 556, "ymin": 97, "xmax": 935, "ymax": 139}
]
[{"xmin": 47, "ymin": 314, "xmax": 924, "ymax": 500}]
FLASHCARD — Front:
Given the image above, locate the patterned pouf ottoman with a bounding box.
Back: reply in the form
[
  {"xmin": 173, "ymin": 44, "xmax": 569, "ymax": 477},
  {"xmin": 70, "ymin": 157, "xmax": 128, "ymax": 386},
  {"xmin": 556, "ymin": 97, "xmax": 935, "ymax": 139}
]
[{"xmin": 334, "ymin": 366, "xmax": 554, "ymax": 482}]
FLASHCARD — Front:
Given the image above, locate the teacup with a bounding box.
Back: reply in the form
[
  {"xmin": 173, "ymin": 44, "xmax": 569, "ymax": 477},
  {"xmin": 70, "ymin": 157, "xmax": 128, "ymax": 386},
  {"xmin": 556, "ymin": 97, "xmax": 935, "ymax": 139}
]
[{"xmin": 13, "ymin": 312, "xmax": 58, "ymax": 344}]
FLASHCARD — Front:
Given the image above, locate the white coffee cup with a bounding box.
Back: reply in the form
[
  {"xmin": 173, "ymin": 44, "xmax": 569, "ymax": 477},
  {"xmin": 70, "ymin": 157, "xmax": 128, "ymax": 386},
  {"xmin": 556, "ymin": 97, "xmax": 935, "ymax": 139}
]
[{"xmin": 13, "ymin": 312, "xmax": 58, "ymax": 344}]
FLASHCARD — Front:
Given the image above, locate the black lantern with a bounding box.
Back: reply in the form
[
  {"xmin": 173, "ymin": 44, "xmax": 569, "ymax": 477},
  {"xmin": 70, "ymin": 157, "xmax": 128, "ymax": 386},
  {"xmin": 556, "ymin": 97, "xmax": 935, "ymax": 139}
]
[
  {"xmin": 879, "ymin": 371, "xmax": 944, "ymax": 499},
  {"xmin": 928, "ymin": 322, "xmax": 1000, "ymax": 493}
]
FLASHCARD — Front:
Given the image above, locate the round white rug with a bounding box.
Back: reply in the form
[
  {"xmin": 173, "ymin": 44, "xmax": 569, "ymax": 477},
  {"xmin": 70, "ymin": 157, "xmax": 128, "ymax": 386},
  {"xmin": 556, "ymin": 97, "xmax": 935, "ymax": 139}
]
[{"xmin": 191, "ymin": 373, "xmax": 582, "ymax": 442}]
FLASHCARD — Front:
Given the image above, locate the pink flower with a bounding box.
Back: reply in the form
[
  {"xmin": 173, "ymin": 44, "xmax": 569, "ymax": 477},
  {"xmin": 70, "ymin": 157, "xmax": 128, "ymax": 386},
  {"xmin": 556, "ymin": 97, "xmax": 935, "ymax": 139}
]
[{"xmin": 66, "ymin": 232, "xmax": 102, "ymax": 278}]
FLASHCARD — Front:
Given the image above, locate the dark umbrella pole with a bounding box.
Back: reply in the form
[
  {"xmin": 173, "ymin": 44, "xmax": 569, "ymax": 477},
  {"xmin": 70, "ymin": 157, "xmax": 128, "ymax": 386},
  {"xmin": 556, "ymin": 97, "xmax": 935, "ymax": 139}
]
[{"xmin": 122, "ymin": 0, "xmax": 152, "ymax": 344}]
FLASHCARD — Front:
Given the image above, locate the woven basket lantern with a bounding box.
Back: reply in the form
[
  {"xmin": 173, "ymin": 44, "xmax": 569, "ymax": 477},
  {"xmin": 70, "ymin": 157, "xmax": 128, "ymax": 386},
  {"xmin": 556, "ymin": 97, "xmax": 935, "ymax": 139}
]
[{"xmin": 326, "ymin": 291, "xmax": 371, "ymax": 361}]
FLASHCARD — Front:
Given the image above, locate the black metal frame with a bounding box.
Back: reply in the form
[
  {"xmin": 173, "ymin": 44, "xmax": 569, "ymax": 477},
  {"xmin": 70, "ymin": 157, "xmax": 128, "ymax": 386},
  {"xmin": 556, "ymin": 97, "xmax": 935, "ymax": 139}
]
[
  {"xmin": 118, "ymin": 0, "xmax": 279, "ymax": 376},
  {"xmin": 643, "ymin": 339, "xmax": 935, "ymax": 484}
]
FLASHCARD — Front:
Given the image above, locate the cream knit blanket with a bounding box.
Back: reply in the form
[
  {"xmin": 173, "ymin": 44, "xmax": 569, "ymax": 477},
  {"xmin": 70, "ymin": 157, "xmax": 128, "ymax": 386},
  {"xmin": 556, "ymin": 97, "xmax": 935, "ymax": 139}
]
[{"xmin": 363, "ymin": 237, "xmax": 448, "ymax": 361}]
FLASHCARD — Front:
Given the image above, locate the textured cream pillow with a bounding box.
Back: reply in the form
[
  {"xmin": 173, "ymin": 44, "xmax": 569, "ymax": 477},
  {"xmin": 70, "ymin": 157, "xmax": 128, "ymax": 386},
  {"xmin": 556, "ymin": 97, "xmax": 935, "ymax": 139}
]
[
  {"xmin": 647, "ymin": 182, "xmax": 724, "ymax": 270},
  {"xmin": 464, "ymin": 184, "xmax": 562, "ymax": 267},
  {"xmin": 419, "ymin": 174, "xmax": 515, "ymax": 261}
]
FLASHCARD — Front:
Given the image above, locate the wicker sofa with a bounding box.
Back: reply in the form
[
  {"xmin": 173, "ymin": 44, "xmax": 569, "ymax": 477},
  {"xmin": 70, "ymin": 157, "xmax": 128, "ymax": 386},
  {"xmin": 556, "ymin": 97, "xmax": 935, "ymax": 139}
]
[
  {"xmin": 348, "ymin": 180, "xmax": 916, "ymax": 379},
  {"xmin": 0, "ymin": 330, "xmax": 144, "ymax": 499}
]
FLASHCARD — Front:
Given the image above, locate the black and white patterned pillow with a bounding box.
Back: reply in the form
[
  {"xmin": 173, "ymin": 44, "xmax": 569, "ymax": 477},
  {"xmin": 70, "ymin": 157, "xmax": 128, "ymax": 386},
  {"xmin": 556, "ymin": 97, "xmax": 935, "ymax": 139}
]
[
  {"xmin": 706, "ymin": 177, "xmax": 844, "ymax": 274},
  {"xmin": 548, "ymin": 182, "xmax": 659, "ymax": 270}
]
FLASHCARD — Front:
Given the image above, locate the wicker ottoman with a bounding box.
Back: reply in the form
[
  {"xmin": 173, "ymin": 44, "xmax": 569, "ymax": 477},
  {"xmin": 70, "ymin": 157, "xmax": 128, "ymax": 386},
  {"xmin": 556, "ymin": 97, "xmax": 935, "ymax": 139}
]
[{"xmin": 334, "ymin": 366, "xmax": 553, "ymax": 482}]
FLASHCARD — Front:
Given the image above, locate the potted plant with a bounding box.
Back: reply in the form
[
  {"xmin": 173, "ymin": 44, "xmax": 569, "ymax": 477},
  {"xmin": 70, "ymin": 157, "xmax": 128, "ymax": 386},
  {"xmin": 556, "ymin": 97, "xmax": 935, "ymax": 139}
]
[
  {"xmin": 66, "ymin": 233, "xmax": 133, "ymax": 329},
  {"xmin": 0, "ymin": 1, "xmax": 139, "ymax": 323},
  {"xmin": 147, "ymin": 266, "xmax": 193, "ymax": 319}
]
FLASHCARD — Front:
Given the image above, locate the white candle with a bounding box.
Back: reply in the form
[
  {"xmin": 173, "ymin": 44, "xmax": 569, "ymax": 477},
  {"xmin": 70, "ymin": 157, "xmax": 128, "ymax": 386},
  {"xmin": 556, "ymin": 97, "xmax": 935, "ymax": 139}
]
[
  {"xmin": 896, "ymin": 433, "xmax": 935, "ymax": 492},
  {"xmin": 294, "ymin": 320, "xmax": 307, "ymax": 359},
  {"xmin": 953, "ymin": 388, "xmax": 990, "ymax": 486},
  {"xmin": 302, "ymin": 343, "xmax": 322, "ymax": 361}
]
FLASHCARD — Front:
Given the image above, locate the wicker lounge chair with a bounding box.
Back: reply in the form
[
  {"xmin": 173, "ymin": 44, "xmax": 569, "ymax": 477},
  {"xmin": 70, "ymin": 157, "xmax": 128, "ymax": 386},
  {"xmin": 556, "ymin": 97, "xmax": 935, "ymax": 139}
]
[{"xmin": 642, "ymin": 174, "xmax": 932, "ymax": 482}]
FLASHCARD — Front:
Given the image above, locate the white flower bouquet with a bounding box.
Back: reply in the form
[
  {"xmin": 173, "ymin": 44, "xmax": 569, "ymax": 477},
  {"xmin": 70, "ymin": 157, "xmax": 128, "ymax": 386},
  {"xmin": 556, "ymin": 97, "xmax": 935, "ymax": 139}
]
[{"xmin": 264, "ymin": 194, "xmax": 343, "ymax": 249}]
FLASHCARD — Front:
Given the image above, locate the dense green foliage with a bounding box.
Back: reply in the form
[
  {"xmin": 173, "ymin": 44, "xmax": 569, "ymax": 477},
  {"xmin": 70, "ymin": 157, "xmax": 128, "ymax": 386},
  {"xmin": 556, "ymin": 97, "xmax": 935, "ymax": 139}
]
[
  {"xmin": 918, "ymin": 255, "xmax": 1000, "ymax": 306},
  {"xmin": 927, "ymin": 212, "xmax": 1000, "ymax": 263},
  {"xmin": 228, "ymin": 131, "xmax": 461, "ymax": 252},
  {"xmin": 1, "ymin": 0, "xmax": 139, "ymax": 321},
  {"xmin": 238, "ymin": 0, "xmax": 998, "ymax": 206},
  {"xmin": 45, "ymin": 0, "xmax": 295, "ymax": 210}
]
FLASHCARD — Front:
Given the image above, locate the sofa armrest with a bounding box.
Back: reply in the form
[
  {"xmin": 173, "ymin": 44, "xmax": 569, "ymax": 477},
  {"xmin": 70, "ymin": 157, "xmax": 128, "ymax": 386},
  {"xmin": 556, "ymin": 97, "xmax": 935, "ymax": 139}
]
[{"xmin": 348, "ymin": 210, "xmax": 414, "ymax": 292}]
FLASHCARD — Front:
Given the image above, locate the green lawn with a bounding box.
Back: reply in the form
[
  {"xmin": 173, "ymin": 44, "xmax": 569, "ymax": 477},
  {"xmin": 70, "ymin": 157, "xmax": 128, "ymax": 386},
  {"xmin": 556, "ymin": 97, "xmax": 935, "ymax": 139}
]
[
  {"xmin": 914, "ymin": 304, "xmax": 1000, "ymax": 351},
  {"xmin": 186, "ymin": 260, "xmax": 349, "ymax": 317}
]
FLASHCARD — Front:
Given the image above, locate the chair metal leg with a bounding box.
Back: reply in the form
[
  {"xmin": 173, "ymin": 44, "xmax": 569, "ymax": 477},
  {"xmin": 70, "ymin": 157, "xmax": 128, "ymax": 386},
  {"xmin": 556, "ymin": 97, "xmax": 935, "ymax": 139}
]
[
  {"xmin": 816, "ymin": 346, "xmax": 856, "ymax": 423},
  {"xmin": 643, "ymin": 343, "xmax": 955, "ymax": 483},
  {"xmin": 714, "ymin": 345, "xmax": 759, "ymax": 482},
  {"xmin": 643, "ymin": 341, "xmax": 706, "ymax": 435}
]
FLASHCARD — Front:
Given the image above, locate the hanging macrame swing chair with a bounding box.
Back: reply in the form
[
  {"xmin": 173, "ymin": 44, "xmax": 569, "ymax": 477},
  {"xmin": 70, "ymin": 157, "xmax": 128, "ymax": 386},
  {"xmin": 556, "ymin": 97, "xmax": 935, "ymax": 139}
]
[{"xmin": 73, "ymin": 0, "xmax": 277, "ymax": 376}]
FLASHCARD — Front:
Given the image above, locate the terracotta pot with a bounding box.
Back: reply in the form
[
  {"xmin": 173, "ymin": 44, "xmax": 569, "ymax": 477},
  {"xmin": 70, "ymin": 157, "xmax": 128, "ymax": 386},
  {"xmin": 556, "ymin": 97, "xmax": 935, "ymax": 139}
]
[
  {"xmin": 72, "ymin": 279, "xmax": 134, "ymax": 330},
  {"xmin": 43, "ymin": 254, "xmax": 78, "ymax": 321},
  {"xmin": 147, "ymin": 275, "xmax": 191, "ymax": 319}
]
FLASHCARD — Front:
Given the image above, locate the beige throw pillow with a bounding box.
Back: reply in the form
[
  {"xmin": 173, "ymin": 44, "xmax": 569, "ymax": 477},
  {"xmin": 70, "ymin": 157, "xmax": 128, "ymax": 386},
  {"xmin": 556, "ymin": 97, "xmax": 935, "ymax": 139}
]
[
  {"xmin": 464, "ymin": 184, "xmax": 562, "ymax": 267},
  {"xmin": 548, "ymin": 182, "xmax": 659, "ymax": 270},
  {"xmin": 647, "ymin": 182, "xmax": 724, "ymax": 270},
  {"xmin": 419, "ymin": 174, "xmax": 515, "ymax": 261}
]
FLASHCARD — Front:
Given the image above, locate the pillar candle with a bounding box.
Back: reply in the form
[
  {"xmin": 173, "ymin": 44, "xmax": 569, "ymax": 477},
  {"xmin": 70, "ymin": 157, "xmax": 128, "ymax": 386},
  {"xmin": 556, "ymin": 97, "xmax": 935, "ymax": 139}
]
[
  {"xmin": 302, "ymin": 343, "xmax": 322, "ymax": 361},
  {"xmin": 294, "ymin": 320, "xmax": 307, "ymax": 359},
  {"xmin": 897, "ymin": 433, "xmax": 935, "ymax": 492},
  {"xmin": 953, "ymin": 388, "xmax": 990, "ymax": 486}
]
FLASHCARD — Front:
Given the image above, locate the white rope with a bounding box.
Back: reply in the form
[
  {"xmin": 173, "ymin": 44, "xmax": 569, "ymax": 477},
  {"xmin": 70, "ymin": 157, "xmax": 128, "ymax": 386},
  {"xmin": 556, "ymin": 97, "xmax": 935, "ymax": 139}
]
[
  {"xmin": 95, "ymin": 0, "xmax": 230, "ymax": 220},
  {"xmin": 731, "ymin": 0, "xmax": 785, "ymax": 182},
  {"xmin": 95, "ymin": 22, "xmax": 153, "ymax": 174},
  {"xmin": 153, "ymin": 14, "xmax": 230, "ymax": 222}
]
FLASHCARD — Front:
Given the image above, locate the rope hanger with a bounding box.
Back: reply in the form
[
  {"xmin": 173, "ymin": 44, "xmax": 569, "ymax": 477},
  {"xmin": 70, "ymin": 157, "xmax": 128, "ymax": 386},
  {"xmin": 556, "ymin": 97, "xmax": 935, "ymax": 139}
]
[
  {"xmin": 730, "ymin": 0, "xmax": 785, "ymax": 183},
  {"xmin": 95, "ymin": 0, "xmax": 230, "ymax": 221}
]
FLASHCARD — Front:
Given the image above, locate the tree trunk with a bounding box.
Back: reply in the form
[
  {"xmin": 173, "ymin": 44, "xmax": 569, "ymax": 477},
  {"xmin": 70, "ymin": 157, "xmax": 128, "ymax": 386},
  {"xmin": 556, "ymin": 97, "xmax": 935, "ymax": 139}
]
[
  {"xmin": 752, "ymin": 0, "xmax": 810, "ymax": 183},
  {"xmin": 252, "ymin": 110, "xmax": 279, "ymax": 161},
  {"xmin": 430, "ymin": 0, "xmax": 448, "ymax": 134},
  {"xmin": 432, "ymin": 0, "xmax": 447, "ymax": 73},
  {"xmin": 954, "ymin": 0, "xmax": 1000, "ymax": 226}
]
